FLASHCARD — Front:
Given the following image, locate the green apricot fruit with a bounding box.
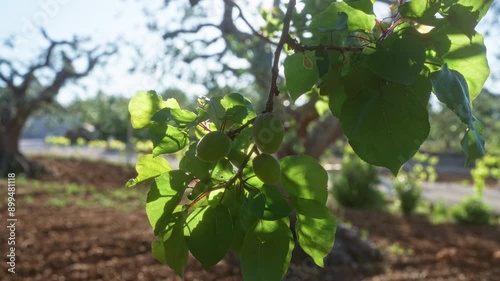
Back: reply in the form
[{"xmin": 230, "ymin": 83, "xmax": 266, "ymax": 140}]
[
  {"xmin": 252, "ymin": 153, "xmax": 281, "ymax": 184},
  {"xmin": 196, "ymin": 131, "xmax": 232, "ymax": 162},
  {"xmin": 252, "ymin": 113, "xmax": 284, "ymax": 154}
]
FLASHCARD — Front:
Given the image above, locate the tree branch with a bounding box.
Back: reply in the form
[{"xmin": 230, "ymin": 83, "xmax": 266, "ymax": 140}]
[
  {"xmin": 162, "ymin": 23, "xmax": 219, "ymax": 39},
  {"xmin": 225, "ymin": 0, "xmax": 278, "ymax": 46},
  {"xmin": 286, "ymin": 36, "xmax": 366, "ymax": 53},
  {"xmin": 265, "ymin": 0, "xmax": 296, "ymax": 113}
]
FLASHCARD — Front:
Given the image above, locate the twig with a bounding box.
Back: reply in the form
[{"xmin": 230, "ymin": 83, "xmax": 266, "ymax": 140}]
[
  {"xmin": 227, "ymin": 117, "xmax": 256, "ymax": 139},
  {"xmin": 265, "ymin": 0, "xmax": 297, "ymax": 113},
  {"xmin": 286, "ymin": 37, "xmax": 366, "ymax": 53},
  {"xmin": 226, "ymin": 0, "xmax": 278, "ymax": 46}
]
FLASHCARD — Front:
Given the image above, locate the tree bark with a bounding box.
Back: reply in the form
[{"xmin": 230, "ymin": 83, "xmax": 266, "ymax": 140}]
[{"xmin": 0, "ymin": 111, "xmax": 38, "ymax": 177}]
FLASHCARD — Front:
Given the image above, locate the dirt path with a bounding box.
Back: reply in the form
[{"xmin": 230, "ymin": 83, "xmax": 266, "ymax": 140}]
[{"xmin": 1, "ymin": 157, "xmax": 499, "ymax": 281}]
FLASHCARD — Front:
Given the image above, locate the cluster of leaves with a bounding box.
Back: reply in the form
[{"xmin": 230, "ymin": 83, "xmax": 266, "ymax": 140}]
[
  {"xmin": 285, "ymin": 0, "xmax": 492, "ymax": 174},
  {"xmin": 471, "ymin": 153, "xmax": 500, "ymax": 195},
  {"xmin": 126, "ymin": 91, "xmax": 336, "ymax": 280},
  {"xmin": 452, "ymin": 195, "xmax": 493, "ymax": 225},
  {"xmin": 44, "ymin": 136, "xmax": 71, "ymax": 147}
]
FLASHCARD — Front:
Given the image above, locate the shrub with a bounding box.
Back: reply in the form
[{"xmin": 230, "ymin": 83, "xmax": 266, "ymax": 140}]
[
  {"xmin": 452, "ymin": 196, "xmax": 493, "ymax": 225},
  {"xmin": 394, "ymin": 175, "xmax": 421, "ymax": 216},
  {"xmin": 332, "ymin": 147, "xmax": 385, "ymax": 210},
  {"xmin": 44, "ymin": 135, "xmax": 71, "ymax": 147}
]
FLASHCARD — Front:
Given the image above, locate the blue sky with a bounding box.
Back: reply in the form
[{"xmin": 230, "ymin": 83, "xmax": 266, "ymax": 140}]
[{"xmin": 0, "ymin": 0, "xmax": 499, "ymax": 105}]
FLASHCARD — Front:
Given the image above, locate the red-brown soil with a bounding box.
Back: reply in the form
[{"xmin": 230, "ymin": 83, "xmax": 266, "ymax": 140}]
[{"xmin": 0, "ymin": 157, "xmax": 499, "ymax": 281}]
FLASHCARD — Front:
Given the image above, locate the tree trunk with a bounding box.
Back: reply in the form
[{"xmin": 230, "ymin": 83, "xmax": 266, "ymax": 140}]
[{"xmin": 0, "ymin": 115, "xmax": 39, "ymax": 177}]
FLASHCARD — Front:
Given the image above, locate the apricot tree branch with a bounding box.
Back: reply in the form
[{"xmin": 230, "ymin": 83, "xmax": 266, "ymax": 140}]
[{"xmin": 265, "ymin": 0, "xmax": 296, "ymax": 113}]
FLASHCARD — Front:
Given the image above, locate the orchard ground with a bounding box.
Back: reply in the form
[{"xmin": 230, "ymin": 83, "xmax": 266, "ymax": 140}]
[{"xmin": 0, "ymin": 157, "xmax": 499, "ymax": 281}]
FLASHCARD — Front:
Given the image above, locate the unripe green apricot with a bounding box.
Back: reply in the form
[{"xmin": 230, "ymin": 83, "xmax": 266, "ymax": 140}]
[
  {"xmin": 252, "ymin": 153, "xmax": 281, "ymax": 184},
  {"xmin": 252, "ymin": 113, "xmax": 284, "ymax": 154},
  {"xmin": 196, "ymin": 131, "xmax": 232, "ymax": 162}
]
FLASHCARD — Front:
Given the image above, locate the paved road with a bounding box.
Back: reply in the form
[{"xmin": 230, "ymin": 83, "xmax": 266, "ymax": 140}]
[
  {"xmin": 21, "ymin": 139, "xmax": 499, "ymax": 214},
  {"xmin": 379, "ymin": 177, "xmax": 500, "ymax": 214}
]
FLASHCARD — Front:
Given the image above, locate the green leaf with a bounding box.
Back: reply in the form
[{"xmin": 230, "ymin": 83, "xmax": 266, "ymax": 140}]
[
  {"xmin": 150, "ymin": 124, "xmax": 190, "ymax": 156},
  {"xmin": 240, "ymin": 196, "xmax": 260, "ymax": 231},
  {"xmin": 430, "ymin": 64, "xmax": 485, "ymax": 164},
  {"xmin": 321, "ymin": 69, "xmax": 346, "ymax": 117},
  {"xmin": 221, "ymin": 93, "xmax": 256, "ymax": 124},
  {"xmin": 311, "ymin": 0, "xmax": 375, "ymax": 33},
  {"xmin": 410, "ymin": 74, "xmax": 433, "ymax": 106},
  {"xmin": 318, "ymin": 12, "xmax": 349, "ymax": 32},
  {"xmin": 128, "ymin": 90, "xmax": 179, "ymax": 129},
  {"xmin": 260, "ymin": 184, "xmax": 292, "ymax": 221},
  {"xmin": 447, "ymin": 4, "xmax": 480, "ymax": 38},
  {"xmin": 426, "ymin": 25, "xmax": 489, "ymax": 100},
  {"xmin": 451, "ymin": 0, "xmax": 493, "ymax": 22},
  {"xmin": 340, "ymin": 84, "xmax": 430, "ymax": 174},
  {"xmin": 240, "ymin": 219, "xmax": 294, "ymax": 281},
  {"xmin": 280, "ymin": 155, "xmax": 328, "ymax": 204},
  {"xmin": 211, "ymin": 159, "xmax": 234, "ymax": 182},
  {"xmin": 146, "ymin": 171, "xmax": 191, "ymax": 235},
  {"xmin": 292, "ymin": 198, "xmax": 336, "ymax": 267},
  {"xmin": 151, "ymin": 108, "xmax": 198, "ymax": 128},
  {"xmin": 199, "ymin": 96, "xmax": 226, "ymax": 130},
  {"xmin": 284, "ymin": 51, "xmax": 319, "ymax": 101},
  {"xmin": 399, "ymin": 0, "xmax": 441, "ymax": 22},
  {"xmin": 343, "ymin": 64, "xmax": 381, "ymax": 97},
  {"xmin": 179, "ymin": 144, "xmax": 216, "ymax": 181},
  {"xmin": 230, "ymin": 218, "xmax": 246, "ymax": 253},
  {"xmin": 184, "ymin": 205, "xmax": 233, "ymax": 269},
  {"xmin": 461, "ymin": 120, "xmax": 485, "ymax": 165},
  {"xmin": 247, "ymin": 184, "xmax": 291, "ymax": 221},
  {"xmin": 365, "ymin": 34, "xmax": 426, "ymax": 85},
  {"xmin": 127, "ymin": 154, "xmax": 172, "ymax": 187},
  {"xmin": 152, "ymin": 212, "xmax": 189, "ymax": 279},
  {"xmin": 315, "ymin": 49, "xmax": 330, "ymax": 78}
]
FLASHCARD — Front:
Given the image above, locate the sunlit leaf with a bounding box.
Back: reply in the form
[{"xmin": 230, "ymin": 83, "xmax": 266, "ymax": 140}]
[
  {"xmin": 151, "ymin": 107, "xmax": 198, "ymax": 127},
  {"xmin": 127, "ymin": 154, "xmax": 172, "ymax": 187},
  {"xmin": 280, "ymin": 155, "xmax": 328, "ymax": 204},
  {"xmin": 129, "ymin": 90, "xmax": 179, "ymax": 129},
  {"xmin": 150, "ymin": 124, "xmax": 190, "ymax": 156},
  {"xmin": 426, "ymin": 25, "xmax": 489, "ymax": 100},
  {"xmin": 152, "ymin": 212, "xmax": 189, "ymax": 279},
  {"xmin": 179, "ymin": 144, "xmax": 216, "ymax": 181},
  {"xmin": 146, "ymin": 171, "xmax": 191, "ymax": 235},
  {"xmin": 240, "ymin": 219, "xmax": 294, "ymax": 281},
  {"xmin": 292, "ymin": 198, "xmax": 336, "ymax": 267}
]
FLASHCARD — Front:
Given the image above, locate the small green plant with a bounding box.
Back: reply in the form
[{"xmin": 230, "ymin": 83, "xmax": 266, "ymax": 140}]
[
  {"xmin": 44, "ymin": 135, "xmax": 71, "ymax": 147},
  {"xmin": 76, "ymin": 137, "xmax": 87, "ymax": 146},
  {"xmin": 393, "ymin": 152, "xmax": 438, "ymax": 215},
  {"xmin": 387, "ymin": 244, "xmax": 414, "ymax": 256},
  {"xmin": 88, "ymin": 139, "xmax": 107, "ymax": 149},
  {"xmin": 135, "ymin": 139, "xmax": 154, "ymax": 153},
  {"xmin": 332, "ymin": 146, "xmax": 385, "ymax": 210},
  {"xmin": 108, "ymin": 139, "xmax": 126, "ymax": 152},
  {"xmin": 393, "ymin": 174, "xmax": 421, "ymax": 216},
  {"xmin": 471, "ymin": 154, "xmax": 500, "ymax": 196},
  {"xmin": 452, "ymin": 196, "xmax": 493, "ymax": 225}
]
